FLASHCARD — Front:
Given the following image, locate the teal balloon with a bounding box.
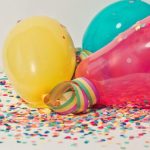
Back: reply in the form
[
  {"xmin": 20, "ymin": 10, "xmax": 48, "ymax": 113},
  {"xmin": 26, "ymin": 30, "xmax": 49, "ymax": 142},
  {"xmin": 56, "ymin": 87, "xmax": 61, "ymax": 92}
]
[{"xmin": 83, "ymin": 0, "xmax": 150, "ymax": 52}]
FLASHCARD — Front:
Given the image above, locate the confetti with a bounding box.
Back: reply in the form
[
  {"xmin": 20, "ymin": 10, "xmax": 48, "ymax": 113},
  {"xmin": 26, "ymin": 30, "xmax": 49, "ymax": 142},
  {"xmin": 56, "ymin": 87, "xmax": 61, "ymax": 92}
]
[
  {"xmin": 0, "ymin": 72, "xmax": 149, "ymax": 149},
  {"xmin": 84, "ymin": 140, "xmax": 89, "ymax": 144}
]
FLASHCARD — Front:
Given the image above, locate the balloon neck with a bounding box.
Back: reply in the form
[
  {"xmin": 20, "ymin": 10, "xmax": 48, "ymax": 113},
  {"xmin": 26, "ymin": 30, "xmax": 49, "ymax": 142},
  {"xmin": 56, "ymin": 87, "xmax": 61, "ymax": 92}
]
[{"xmin": 44, "ymin": 77, "xmax": 99, "ymax": 115}]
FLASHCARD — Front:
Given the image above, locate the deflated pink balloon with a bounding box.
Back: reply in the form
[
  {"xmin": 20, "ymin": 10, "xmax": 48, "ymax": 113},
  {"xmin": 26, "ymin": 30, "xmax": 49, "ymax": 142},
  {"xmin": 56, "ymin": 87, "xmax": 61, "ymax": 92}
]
[{"xmin": 76, "ymin": 16, "xmax": 150, "ymax": 109}]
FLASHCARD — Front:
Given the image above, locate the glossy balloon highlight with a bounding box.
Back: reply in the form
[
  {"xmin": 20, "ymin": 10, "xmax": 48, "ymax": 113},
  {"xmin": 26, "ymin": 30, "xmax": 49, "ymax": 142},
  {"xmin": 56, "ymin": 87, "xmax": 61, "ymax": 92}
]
[
  {"xmin": 3, "ymin": 16, "xmax": 76, "ymax": 108},
  {"xmin": 77, "ymin": 16, "xmax": 150, "ymax": 109},
  {"xmin": 83, "ymin": 0, "xmax": 150, "ymax": 52}
]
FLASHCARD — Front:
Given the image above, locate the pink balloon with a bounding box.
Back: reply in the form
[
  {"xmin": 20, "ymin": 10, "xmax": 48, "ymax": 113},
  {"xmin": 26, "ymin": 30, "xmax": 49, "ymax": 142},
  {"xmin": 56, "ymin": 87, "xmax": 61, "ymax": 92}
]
[{"xmin": 76, "ymin": 16, "xmax": 150, "ymax": 109}]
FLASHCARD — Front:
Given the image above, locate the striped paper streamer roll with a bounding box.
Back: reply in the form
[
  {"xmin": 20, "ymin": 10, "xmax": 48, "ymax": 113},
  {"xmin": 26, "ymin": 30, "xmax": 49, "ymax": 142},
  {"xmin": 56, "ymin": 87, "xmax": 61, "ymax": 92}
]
[
  {"xmin": 44, "ymin": 77, "xmax": 99, "ymax": 115},
  {"xmin": 76, "ymin": 48, "xmax": 92, "ymax": 63}
]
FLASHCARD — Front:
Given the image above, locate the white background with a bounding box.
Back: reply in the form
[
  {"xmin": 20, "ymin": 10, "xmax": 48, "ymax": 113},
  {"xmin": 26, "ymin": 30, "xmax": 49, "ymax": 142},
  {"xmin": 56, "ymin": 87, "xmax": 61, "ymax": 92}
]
[
  {"xmin": 0, "ymin": 1, "xmax": 150, "ymax": 150},
  {"xmin": 0, "ymin": 0, "xmax": 150, "ymax": 68},
  {"xmin": 2, "ymin": 0, "xmax": 150, "ymax": 69},
  {"xmin": 0, "ymin": 0, "xmax": 150, "ymax": 69}
]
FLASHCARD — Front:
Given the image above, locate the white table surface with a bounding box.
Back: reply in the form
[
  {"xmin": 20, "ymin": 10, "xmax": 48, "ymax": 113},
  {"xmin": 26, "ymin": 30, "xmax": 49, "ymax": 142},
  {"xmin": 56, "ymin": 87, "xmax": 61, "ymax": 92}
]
[{"xmin": 0, "ymin": 71, "xmax": 149, "ymax": 150}]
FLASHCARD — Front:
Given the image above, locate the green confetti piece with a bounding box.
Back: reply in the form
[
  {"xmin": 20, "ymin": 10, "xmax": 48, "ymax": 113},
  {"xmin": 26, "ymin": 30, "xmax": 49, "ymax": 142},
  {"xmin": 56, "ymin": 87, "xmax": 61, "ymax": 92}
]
[
  {"xmin": 84, "ymin": 140, "xmax": 89, "ymax": 144},
  {"xmin": 120, "ymin": 147, "xmax": 126, "ymax": 150},
  {"xmin": 70, "ymin": 143, "xmax": 77, "ymax": 147},
  {"xmin": 144, "ymin": 145, "xmax": 149, "ymax": 148}
]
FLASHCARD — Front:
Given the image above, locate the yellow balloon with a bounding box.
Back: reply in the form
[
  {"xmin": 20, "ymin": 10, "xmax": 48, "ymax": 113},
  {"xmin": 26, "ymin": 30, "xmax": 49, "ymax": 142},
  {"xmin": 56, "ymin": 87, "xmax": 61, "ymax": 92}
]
[{"xmin": 3, "ymin": 16, "xmax": 76, "ymax": 108}]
